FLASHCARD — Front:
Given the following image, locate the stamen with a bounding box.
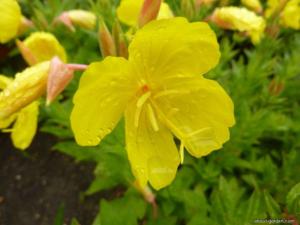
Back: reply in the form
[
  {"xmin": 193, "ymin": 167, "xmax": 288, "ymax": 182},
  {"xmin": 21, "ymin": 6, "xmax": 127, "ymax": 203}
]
[
  {"xmin": 134, "ymin": 91, "xmax": 151, "ymax": 128},
  {"xmin": 137, "ymin": 91, "xmax": 151, "ymax": 108},
  {"xmin": 134, "ymin": 105, "xmax": 143, "ymax": 128},
  {"xmin": 147, "ymin": 103, "xmax": 159, "ymax": 132},
  {"xmin": 179, "ymin": 141, "xmax": 185, "ymax": 164}
]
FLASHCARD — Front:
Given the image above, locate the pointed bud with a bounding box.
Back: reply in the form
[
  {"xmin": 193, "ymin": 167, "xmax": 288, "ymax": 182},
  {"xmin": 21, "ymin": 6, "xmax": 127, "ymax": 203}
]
[
  {"xmin": 112, "ymin": 20, "xmax": 128, "ymax": 58},
  {"xmin": 98, "ymin": 18, "xmax": 116, "ymax": 57},
  {"xmin": 138, "ymin": 0, "xmax": 162, "ymax": 28},
  {"xmin": 55, "ymin": 10, "xmax": 96, "ymax": 31},
  {"xmin": 46, "ymin": 57, "xmax": 88, "ymax": 105},
  {"xmin": 16, "ymin": 39, "xmax": 38, "ymax": 66},
  {"xmin": 54, "ymin": 12, "xmax": 75, "ymax": 32},
  {"xmin": 181, "ymin": 0, "xmax": 195, "ymax": 20},
  {"xmin": 46, "ymin": 57, "xmax": 74, "ymax": 105},
  {"xmin": 0, "ymin": 62, "xmax": 50, "ymax": 120}
]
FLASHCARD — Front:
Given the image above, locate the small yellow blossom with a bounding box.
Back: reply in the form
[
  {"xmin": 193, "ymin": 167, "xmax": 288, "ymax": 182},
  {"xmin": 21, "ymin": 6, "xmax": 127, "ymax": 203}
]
[
  {"xmin": 0, "ymin": 0, "xmax": 22, "ymax": 43},
  {"xmin": 0, "ymin": 75, "xmax": 39, "ymax": 150},
  {"xmin": 281, "ymin": 0, "xmax": 300, "ymax": 29},
  {"xmin": 17, "ymin": 32, "xmax": 67, "ymax": 66},
  {"xmin": 117, "ymin": 0, "xmax": 173, "ymax": 27},
  {"xmin": 71, "ymin": 18, "xmax": 235, "ymax": 190},
  {"xmin": 241, "ymin": 0, "xmax": 262, "ymax": 13},
  {"xmin": 212, "ymin": 7, "xmax": 266, "ymax": 44}
]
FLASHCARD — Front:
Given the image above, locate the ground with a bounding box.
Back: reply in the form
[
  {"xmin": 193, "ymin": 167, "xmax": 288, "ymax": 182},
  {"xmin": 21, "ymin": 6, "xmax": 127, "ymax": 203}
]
[{"xmin": 0, "ymin": 133, "xmax": 100, "ymax": 225}]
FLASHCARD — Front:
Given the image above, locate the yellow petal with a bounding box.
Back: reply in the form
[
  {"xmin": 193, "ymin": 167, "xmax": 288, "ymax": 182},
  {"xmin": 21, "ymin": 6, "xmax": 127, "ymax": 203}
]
[
  {"xmin": 212, "ymin": 7, "xmax": 266, "ymax": 44},
  {"xmin": 117, "ymin": 0, "xmax": 144, "ymax": 27},
  {"xmin": 157, "ymin": 3, "xmax": 174, "ymax": 19},
  {"xmin": 128, "ymin": 18, "xmax": 220, "ymax": 86},
  {"xmin": 0, "ymin": 75, "xmax": 12, "ymax": 89},
  {"xmin": 0, "ymin": 113, "xmax": 17, "ymax": 129},
  {"xmin": 71, "ymin": 57, "xmax": 137, "ymax": 146},
  {"xmin": 241, "ymin": 0, "xmax": 262, "ymax": 12},
  {"xmin": 125, "ymin": 98, "xmax": 180, "ymax": 190},
  {"xmin": 11, "ymin": 101, "xmax": 39, "ymax": 150},
  {"xmin": 21, "ymin": 32, "xmax": 67, "ymax": 65},
  {"xmin": 0, "ymin": 61, "xmax": 50, "ymax": 119},
  {"xmin": 153, "ymin": 76, "xmax": 235, "ymax": 158},
  {"xmin": 117, "ymin": 0, "xmax": 173, "ymax": 27},
  {"xmin": 281, "ymin": 0, "xmax": 300, "ymax": 30},
  {"xmin": 0, "ymin": 0, "xmax": 21, "ymax": 43}
]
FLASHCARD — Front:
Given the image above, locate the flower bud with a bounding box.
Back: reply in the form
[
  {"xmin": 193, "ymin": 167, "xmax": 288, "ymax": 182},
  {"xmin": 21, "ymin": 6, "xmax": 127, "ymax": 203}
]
[
  {"xmin": 46, "ymin": 57, "xmax": 74, "ymax": 105},
  {"xmin": 138, "ymin": 0, "xmax": 162, "ymax": 27},
  {"xmin": 98, "ymin": 18, "xmax": 117, "ymax": 57},
  {"xmin": 17, "ymin": 32, "xmax": 67, "ymax": 66},
  {"xmin": 0, "ymin": 62, "xmax": 50, "ymax": 119},
  {"xmin": 56, "ymin": 10, "xmax": 96, "ymax": 31}
]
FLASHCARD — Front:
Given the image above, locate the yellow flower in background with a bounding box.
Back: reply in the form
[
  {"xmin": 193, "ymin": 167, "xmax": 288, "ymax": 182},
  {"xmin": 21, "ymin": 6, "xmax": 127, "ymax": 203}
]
[
  {"xmin": 212, "ymin": 7, "xmax": 266, "ymax": 44},
  {"xmin": 0, "ymin": 0, "xmax": 22, "ymax": 43},
  {"xmin": 281, "ymin": 0, "xmax": 300, "ymax": 29},
  {"xmin": 66, "ymin": 10, "xmax": 96, "ymax": 30},
  {"xmin": 241, "ymin": 0, "xmax": 262, "ymax": 13},
  {"xmin": 117, "ymin": 0, "xmax": 173, "ymax": 27},
  {"xmin": 17, "ymin": 32, "xmax": 67, "ymax": 66},
  {"xmin": 0, "ymin": 75, "xmax": 39, "ymax": 150},
  {"xmin": 71, "ymin": 18, "xmax": 235, "ymax": 190},
  {"xmin": 0, "ymin": 62, "xmax": 49, "ymax": 120}
]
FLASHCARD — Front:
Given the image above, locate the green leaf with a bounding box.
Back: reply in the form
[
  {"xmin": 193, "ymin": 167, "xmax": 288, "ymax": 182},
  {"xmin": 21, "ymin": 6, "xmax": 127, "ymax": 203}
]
[
  {"xmin": 53, "ymin": 203, "xmax": 65, "ymax": 225},
  {"xmin": 263, "ymin": 191, "xmax": 281, "ymax": 218},
  {"xmin": 286, "ymin": 183, "xmax": 300, "ymax": 220},
  {"xmin": 99, "ymin": 190, "xmax": 146, "ymax": 225}
]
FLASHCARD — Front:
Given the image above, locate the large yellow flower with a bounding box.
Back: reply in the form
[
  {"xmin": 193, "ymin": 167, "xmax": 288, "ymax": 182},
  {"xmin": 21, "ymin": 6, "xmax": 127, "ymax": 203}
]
[
  {"xmin": 0, "ymin": 0, "xmax": 22, "ymax": 43},
  {"xmin": 212, "ymin": 7, "xmax": 266, "ymax": 44},
  {"xmin": 117, "ymin": 0, "xmax": 173, "ymax": 27},
  {"xmin": 71, "ymin": 18, "xmax": 235, "ymax": 190},
  {"xmin": 0, "ymin": 75, "xmax": 39, "ymax": 150}
]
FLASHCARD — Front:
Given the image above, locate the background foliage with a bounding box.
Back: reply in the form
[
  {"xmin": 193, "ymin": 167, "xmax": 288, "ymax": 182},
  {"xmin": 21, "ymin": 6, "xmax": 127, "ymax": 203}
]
[{"xmin": 1, "ymin": 0, "xmax": 300, "ymax": 224}]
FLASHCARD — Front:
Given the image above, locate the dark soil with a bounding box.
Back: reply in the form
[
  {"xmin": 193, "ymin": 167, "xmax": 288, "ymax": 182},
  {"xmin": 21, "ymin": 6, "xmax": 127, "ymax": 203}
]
[{"xmin": 0, "ymin": 133, "xmax": 100, "ymax": 225}]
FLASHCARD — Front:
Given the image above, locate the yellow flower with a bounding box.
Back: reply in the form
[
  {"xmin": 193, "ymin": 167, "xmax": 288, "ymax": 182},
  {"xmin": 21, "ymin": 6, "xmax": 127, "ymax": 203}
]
[
  {"xmin": 212, "ymin": 7, "xmax": 266, "ymax": 44},
  {"xmin": 0, "ymin": 62, "xmax": 49, "ymax": 119},
  {"xmin": 0, "ymin": 75, "xmax": 39, "ymax": 150},
  {"xmin": 71, "ymin": 18, "xmax": 235, "ymax": 190},
  {"xmin": 17, "ymin": 32, "xmax": 67, "ymax": 66},
  {"xmin": 117, "ymin": 0, "xmax": 173, "ymax": 27},
  {"xmin": 241, "ymin": 0, "xmax": 262, "ymax": 13},
  {"xmin": 281, "ymin": 0, "xmax": 300, "ymax": 29},
  {"xmin": 0, "ymin": 0, "xmax": 22, "ymax": 43}
]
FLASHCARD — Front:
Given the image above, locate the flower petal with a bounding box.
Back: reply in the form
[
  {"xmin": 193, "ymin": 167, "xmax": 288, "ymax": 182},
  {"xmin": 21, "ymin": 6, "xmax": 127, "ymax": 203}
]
[
  {"xmin": 153, "ymin": 76, "xmax": 235, "ymax": 158},
  {"xmin": 11, "ymin": 101, "xmax": 39, "ymax": 150},
  {"xmin": 71, "ymin": 57, "xmax": 137, "ymax": 146},
  {"xmin": 125, "ymin": 99, "xmax": 180, "ymax": 190},
  {"xmin": 128, "ymin": 18, "xmax": 220, "ymax": 85},
  {"xmin": 0, "ymin": 0, "xmax": 21, "ymax": 43}
]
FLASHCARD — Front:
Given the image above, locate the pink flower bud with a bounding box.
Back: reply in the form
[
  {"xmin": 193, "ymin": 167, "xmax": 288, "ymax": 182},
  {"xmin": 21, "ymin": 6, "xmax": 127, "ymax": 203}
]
[
  {"xmin": 138, "ymin": 0, "xmax": 162, "ymax": 28},
  {"xmin": 98, "ymin": 18, "xmax": 116, "ymax": 57},
  {"xmin": 46, "ymin": 57, "xmax": 87, "ymax": 105}
]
